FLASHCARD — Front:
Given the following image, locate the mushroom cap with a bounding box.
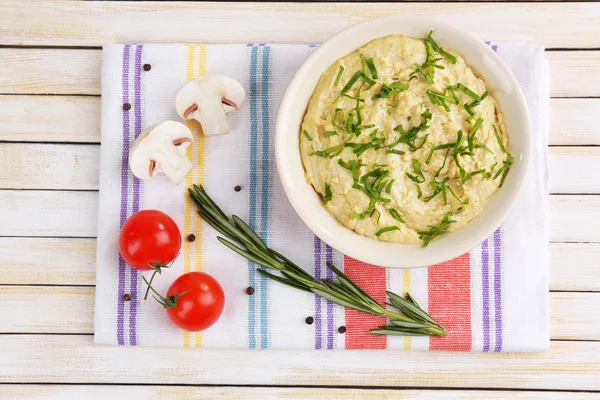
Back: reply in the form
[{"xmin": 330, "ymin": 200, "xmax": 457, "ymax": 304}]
[
  {"xmin": 175, "ymin": 75, "xmax": 246, "ymax": 120},
  {"xmin": 129, "ymin": 120, "xmax": 193, "ymax": 180}
]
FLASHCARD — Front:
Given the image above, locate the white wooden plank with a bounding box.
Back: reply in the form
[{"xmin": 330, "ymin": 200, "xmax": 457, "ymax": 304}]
[
  {"xmin": 0, "ymin": 335, "xmax": 598, "ymax": 389},
  {"xmin": 0, "ymin": 143, "xmax": 596, "ymax": 193},
  {"xmin": 547, "ymin": 51, "xmax": 600, "ymax": 98},
  {"xmin": 548, "ymin": 147, "xmax": 600, "ymax": 194},
  {"xmin": 550, "ymin": 243, "xmax": 600, "ymax": 292},
  {"xmin": 1, "ymin": 2, "xmax": 600, "ymax": 48},
  {"xmin": 551, "ymin": 292, "xmax": 600, "ymax": 341},
  {"xmin": 0, "ymin": 239, "xmax": 596, "ymax": 291},
  {"xmin": 550, "ymin": 98, "xmax": 600, "ymax": 146},
  {"xmin": 0, "ymin": 49, "xmax": 101, "ymax": 95},
  {"xmin": 550, "ymin": 195, "xmax": 600, "ymax": 242},
  {"xmin": 1, "ymin": 385, "xmax": 596, "ymax": 400},
  {"xmin": 0, "ymin": 238, "xmax": 95, "ymax": 285},
  {"xmin": 0, "ymin": 190, "xmax": 97, "ymax": 237},
  {"xmin": 0, "ymin": 48, "xmax": 597, "ymax": 98},
  {"xmin": 0, "ymin": 96, "xmax": 597, "ymax": 145},
  {"xmin": 0, "ymin": 143, "xmax": 99, "ymax": 190},
  {"xmin": 1, "ymin": 287, "xmax": 595, "ymax": 341},
  {"xmin": 0, "ymin": 191, "xmax": 596, "ymax": 242},
  {"xmin": 0, "ymin": 286, "xmax": 94, "ymax": 334},
  {"xmin": 0, "ymin": 95, "xmax": 100, "ymax": 143}
]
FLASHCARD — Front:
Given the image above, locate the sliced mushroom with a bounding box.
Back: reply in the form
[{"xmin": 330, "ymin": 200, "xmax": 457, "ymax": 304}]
[
  {"xmin": 175, "ymin": 75, "xmax": 246, "ymax": 136},
  {"xmin": 129, "ymin": 121, "xmax": 193, "ymax": 185}
]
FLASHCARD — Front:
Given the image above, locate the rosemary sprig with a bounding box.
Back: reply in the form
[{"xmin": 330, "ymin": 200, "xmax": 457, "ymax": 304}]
[{"xmin": 188, "ymin": 184, "xmax": 446, "ymax": 337}]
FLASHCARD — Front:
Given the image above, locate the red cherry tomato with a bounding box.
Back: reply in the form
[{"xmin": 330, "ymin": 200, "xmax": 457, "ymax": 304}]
[
  {"xmin": 119, "ymin": 210, "xmax": 182, "ymax": 270},
  {"xmin": 166, "ymin": 272, "xmax": 225, "ymax": 331}
]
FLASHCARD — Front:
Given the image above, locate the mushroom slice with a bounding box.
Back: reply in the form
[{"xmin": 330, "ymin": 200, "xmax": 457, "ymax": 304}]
[
  {"xmin": 129, "ymin": 121, "xmax": 193, "ymax": 185},
  {"xmin": 175, "ymin": 75, "xmax": 246, "ymax": 136}
]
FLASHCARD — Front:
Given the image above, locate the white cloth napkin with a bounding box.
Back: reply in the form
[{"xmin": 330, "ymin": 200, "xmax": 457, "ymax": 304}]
[{"xmin": 95, "ymin": 42, "xmax": 549, "ymax": 351}]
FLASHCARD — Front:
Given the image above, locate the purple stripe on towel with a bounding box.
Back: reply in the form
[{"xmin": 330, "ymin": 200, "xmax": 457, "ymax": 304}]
[
  {"xmin": 117, "ymin": 44, "xmax": 131, "ymax": 346},
  {"xmin": 481, "ymin": 238, "xmax": 490, "ymax": 352},
  {"xmin": 314, "ymin": 237, "xmax": 322, "ymax": 349},
  {"xmin": 129, "ymin": 44, "xmax": 144, "ymax": 346},
  {"xmin": 325, "ymin": 244, "xmax": 334, "ymax": 350},
  {"xmin": 494, "ymin": 228, "xmax": 503, "ymax": 351}
]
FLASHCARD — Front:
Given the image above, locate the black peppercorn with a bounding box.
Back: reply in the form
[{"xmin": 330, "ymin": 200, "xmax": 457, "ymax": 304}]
[
  {"xmin": 123, "ymin": 294, "xmax": 131, "ymax": 301},
  {"xmin": 305, "ymin": 316, "xmax": 314, "ymax": 325},
  {"xmin": 143, "ymin": 63, "xmax": 152, "ymax": 71},
  {"xmin": 187, "ymin": 234, "xmax": 196, "ymax": 242},
  {"xmin": 123, "ymin": 103, "xmax": 131, "ymax": 111},
  {"xmin": 245, "ymin": 286, "xmax": 255, "ymax": 295},
  {"xmin": 338, "ymin": 326, "xmax": 347, "ymax": 334},
  {"xmin": 234, "ymin": 185, "xmax": 242, "ymax": 192}
]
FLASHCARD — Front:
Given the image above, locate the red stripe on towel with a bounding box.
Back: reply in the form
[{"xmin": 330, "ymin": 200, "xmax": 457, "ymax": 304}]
[
  {"xmin": 428, "ymin": 253, "xmax": 472, "ymax": 351},
  {"xmin": 343, "ymin": 256, "xmax": 387, "ymax": 349}
]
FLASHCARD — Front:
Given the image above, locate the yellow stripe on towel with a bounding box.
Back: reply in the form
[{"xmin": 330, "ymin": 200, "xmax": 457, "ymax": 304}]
[{"xmin": 183, "ymin": 44, "xmax": 207, "ymax": 348}]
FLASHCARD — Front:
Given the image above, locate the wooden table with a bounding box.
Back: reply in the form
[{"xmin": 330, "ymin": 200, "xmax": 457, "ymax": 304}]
[{"xmin": 1, "ymin": 1, "xmax": 600, "ymax": 398}]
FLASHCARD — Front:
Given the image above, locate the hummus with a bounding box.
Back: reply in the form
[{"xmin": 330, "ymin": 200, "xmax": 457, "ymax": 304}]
[{"xmin": 300, "ymin": 34, "xmax": 512, "ymax": 246}]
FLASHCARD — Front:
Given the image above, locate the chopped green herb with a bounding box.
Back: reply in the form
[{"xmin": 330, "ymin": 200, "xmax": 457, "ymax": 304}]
[
  {"xmin": 493, "ymin": 125, "xmax": 509, "ymax": 154},
  {"xmin": 370, "ymin": 208, "xmax": 382, "ymax": 224},
  {"xmin": 446, "ymin": 85, "xmax": 460, "ymax": 105},
  {"xmin": 457, "ymin": 83, "xmax": 482, "ymax": 102},
  {"xmin": 415, "ymin": 184, "xmax": 423, "ymax": 199},
  {"xmin": 385, "ymin": 179, "xmax": 395, "ymax": 194},
  {"xmin": 334, "ymin": 65, "xmax": 345, "ymax": 86},
  {"xmin": 355, "ymin": 104, "xmax": 363, "ymax": 126},
  {"xmin": 407, "ymin": 116, "xmax": 412, "ymax": 121},
  {"xmin": 345, "ymin": 113, "xmax": 354, "ymax": 135},
  {"xmin": 375, "ymin": 81, "xmax": 410, "ymax": 100},
  {"xmin": 362, "ymin": 124, "xmax": 376, "ymax": 129},
  {"xmin": 426, "ymin": 31, "xmax": 457, "ymax": 64},
  {"xmin": 303, "ymin": 130, "xmax": 312, "ymax": 141},
  {"xmin": 468, "ymin": 118, "xmax": 484, "ymax": 153},
  {"xmin": 334, "ymin": 108, "xmax": 345, "ymax": 130},
  {"xmin": 426, "ymin": 142, "xmax": 455, "ymax": 164},
  {"xmin": 406, "ymin": 159, "xmax": 426, "ymax": 184},
  {"xmin": 375, "ymin": 226, "xmax": 401, "ymax": 237},
  {"xmin": 412, "ymin": 63, "xmax": 434, "ymax": 84},
  {"xmin": 389, "ymin": 208, "xmax": 406, "ymax": 223},
  {"xmin": 453, "ymin": 153, "xmax": 466, "ymax": 183},
  {"xmin": 433, "ymin": 148, "xmax": 452, "ymax": 179},
  {"xmin": 417, "ymin": 212, "xmax": 456, "ymax": 247},
  {"xmin": 360, "ymin": 54, "xmax": 369, "ymax": 76},
  {"xmin": 463, "ymin": 169, "xmax": 486, "ymax": 182},
  {"xmin": 323, "ymin": 184, "xmax": 332, "ymax": 204},
  {"xmin": 492, "ymin": 126, "xmax": 514, "ymax": 187},
  {"xmin": 474, "ymin": 142, "xmax": 493, "ymax": 154},
  {"xmin": 341, "ymin": 70, "xmax": 363, "ymax": 94},
  {"xmin": 427, "ymin": 90, "xmax": 451, "ymax": 112},
  {"xmin": 447, "ymin": 186, "xmax": 468, "ymax": 205},
  {"xmin": 424, "ymin": 177, "xmax": 450, "ymax": 203},
  {"xmin": 324, "ymin": 130, "xmax": 338, "ymax": 138},
  {"xmin": 350, "ymin": 159, "xmax": 359, "ymax": 182},
  {"xmin": 342, "ymin": 93, "xmax": 365, "ymax": 102},
  {"xmin": 313, "ymin": 144, "xmax": 344, "ymax": 158},
  {"xmin": 386, "ymin": 149, "xmax": 406, "ymax": 156},
  {"xmin": 468, "ymin": 91, "xmax": 489, "ymax": 108},
  {"xmin": 338, "ymin": 159, "xmax": 351, "ymax": 170},
  {"xmin": 366, "ymin": 58, "xmax": 378, "ymax": 79},
  {"xmin": 463, "ymin": 103, "xmax": 474, "ymax": 116}
]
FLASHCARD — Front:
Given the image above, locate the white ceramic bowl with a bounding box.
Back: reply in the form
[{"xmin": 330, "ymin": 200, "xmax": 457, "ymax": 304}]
[{"xmin": 275, "ymin": 16, "xmax": 532, "ymax": 268}]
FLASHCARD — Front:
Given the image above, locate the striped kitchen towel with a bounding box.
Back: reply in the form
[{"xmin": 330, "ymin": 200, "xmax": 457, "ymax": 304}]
[{"xmin": 95, "ymin": 43, "xmax": 549, "ymax": 351}]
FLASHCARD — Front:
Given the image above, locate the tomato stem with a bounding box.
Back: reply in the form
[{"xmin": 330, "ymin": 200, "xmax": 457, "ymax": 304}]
[
  {"xmin": 143, "ymin": 265, "xmax": 162, "ymax": 300},
  {"xmin": 142, "ymin": 275, "xmax": 190, "ymax": 309},
  {"xmin": 142, "ymin": 254, "xmax": 181, "ymax": 300}
]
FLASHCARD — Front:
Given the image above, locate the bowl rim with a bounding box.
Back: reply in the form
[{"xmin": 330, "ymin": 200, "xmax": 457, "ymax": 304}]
[{"xmin": 275, "ymin": 16, "xmax": 532, "ymax": 269}]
